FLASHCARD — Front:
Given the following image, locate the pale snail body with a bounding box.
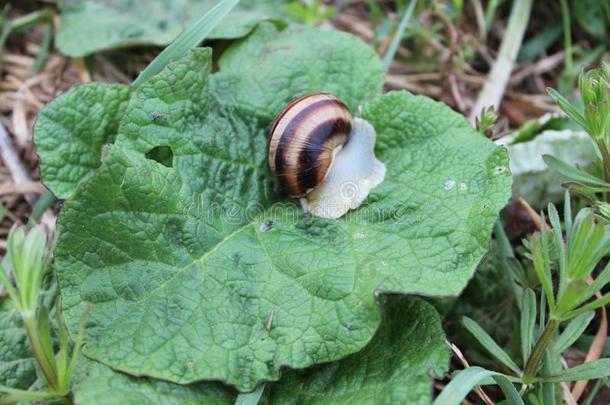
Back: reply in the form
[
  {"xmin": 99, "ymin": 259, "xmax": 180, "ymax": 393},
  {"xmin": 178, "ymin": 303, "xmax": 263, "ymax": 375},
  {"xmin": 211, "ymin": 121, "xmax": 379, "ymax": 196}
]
[{"xmin": 268, "ymin": 93, "xmax": 386, "ymax": 219}]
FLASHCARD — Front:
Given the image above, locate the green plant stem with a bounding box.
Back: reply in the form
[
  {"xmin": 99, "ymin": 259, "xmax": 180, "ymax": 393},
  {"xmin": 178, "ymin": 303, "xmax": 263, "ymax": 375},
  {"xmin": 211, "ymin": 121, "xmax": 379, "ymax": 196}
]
[
  {"xmin": 558, "ymin": 0, "xmax": 572, "ymax": 71},
  {"xmin": 522, "ymin": 318, "xmax": 560, "ymax": 383},
  {"xmin": 23, "ymin": 314, "xmax": 59, "ymax": 392}
]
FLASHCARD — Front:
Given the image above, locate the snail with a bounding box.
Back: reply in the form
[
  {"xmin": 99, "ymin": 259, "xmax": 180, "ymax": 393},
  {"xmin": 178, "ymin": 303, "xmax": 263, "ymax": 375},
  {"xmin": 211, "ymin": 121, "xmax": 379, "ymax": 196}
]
[{"xmin": 268, "ymin": 93, "xmax": 386, "ymax": 219}]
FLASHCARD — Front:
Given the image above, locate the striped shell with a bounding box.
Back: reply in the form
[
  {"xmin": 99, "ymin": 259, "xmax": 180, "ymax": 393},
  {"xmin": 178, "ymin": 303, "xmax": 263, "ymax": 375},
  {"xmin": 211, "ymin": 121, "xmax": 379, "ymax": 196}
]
[{"xmin": 268, "ymin": 93, "xmax": 352, "ymax": 197}]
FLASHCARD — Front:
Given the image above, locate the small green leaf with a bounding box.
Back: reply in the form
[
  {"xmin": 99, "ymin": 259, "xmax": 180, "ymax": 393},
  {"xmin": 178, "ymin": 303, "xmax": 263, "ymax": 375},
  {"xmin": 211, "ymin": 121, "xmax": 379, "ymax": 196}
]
[
  {"xmin": 541, "ymin": 352, "xmax": 557, "ymax": 405},
  {"xmin": 542, "ymin": 154, "xmax": 610, "ymax": 189},
  {"xmin": 546, "ymin": 88, "xmax": 587, "ymax": 130},
  {"xmin": 563, "ymin": 181, "xmax": 610, "ymax": 194},
  {"xmin": 56, "ymin": 301, "xmax": 71, "ymax": 391},
  {"xmin": 580, "ymin": 262, "xmax": 610, "ymax": 306},
  {"xmin": 547, "ymin": 204, "xmax": 567, "ymax": 298},
  {"xmin": 567, "ymin": 209, "xmax": 610, "ymax": 280},
  {"xmin": 520, "ymin": 288, "xmax": 537, "ymax": 363},
  {"xmin": 566, "ymin": 292, "xmax": 610, "ymax": 319},
  {"xmin": 433, "ymin": 367, "xmax": 524, "ymax": 405},
  {"xmin": 552, "ymin": 311, "xmax": 594, "ymax": 355},
  {"xmin": 564, "ymin": 190, "xmax": 573, "ymax": 240},
  {"xmin": 462, "ymin": 317, "xmax": 521, "ymax": 374},
  {"xmin": 539, "ymin": 359, "xmax": 610, "ymax": 382},
  {"xmin": 0, "ymin": 386, "xmax": 56, "ymax": 403},
  {"xmin": 36, "ymin": 306, "xmax": 58, "ymax": 381},
  {"xmin": 530, "ymin": 233, "xmax": 555, "ymax": 311}
]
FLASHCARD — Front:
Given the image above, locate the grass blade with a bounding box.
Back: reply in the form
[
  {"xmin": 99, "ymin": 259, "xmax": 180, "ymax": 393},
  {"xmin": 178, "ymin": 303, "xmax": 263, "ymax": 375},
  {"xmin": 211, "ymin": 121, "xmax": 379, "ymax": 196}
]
[
  {"xmin": 382, "ymin": 0, "xmax": 416, "ymax": 73},
  {"xmin": 462, "ymin": 317, "xmax": 521, "ymax": 375},
  {"xmin": 132, "ymin": 0, "xmax": 240, "ymax": 87},
  {"xmin": 539, "ymin": 359, "xmax": 610, "ymax": 382},
  {"xmin": 433, "ymin": 367, "xmax": 524, "ymax": 405}
]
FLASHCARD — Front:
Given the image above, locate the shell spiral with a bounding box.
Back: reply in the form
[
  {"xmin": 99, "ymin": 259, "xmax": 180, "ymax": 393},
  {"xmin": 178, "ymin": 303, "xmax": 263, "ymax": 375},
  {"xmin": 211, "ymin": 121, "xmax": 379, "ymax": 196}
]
[{"xmin": 268, "ymin": 93, "xmax": 352, "ymax": 197}]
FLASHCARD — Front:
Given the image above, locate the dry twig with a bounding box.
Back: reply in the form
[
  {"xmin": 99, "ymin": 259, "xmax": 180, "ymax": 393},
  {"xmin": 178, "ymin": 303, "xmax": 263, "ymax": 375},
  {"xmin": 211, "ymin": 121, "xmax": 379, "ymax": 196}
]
[
  {"xmin": 447, "ymin": 341, "xmax": 494, "ymax": 405},
  {"xmin": 469, "ymin": 0, "xmax": 533, "ymax": 123}
]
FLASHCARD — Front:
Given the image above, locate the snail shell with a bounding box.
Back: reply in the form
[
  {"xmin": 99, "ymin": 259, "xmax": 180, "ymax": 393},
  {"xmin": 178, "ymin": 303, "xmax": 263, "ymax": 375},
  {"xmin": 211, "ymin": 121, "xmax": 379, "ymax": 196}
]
[
  {"xmin": 268, "ymin": 93, "xmax": 352, "ymax": 197},
  {"xmin": 268, "ymin": 93, "xmax": 386, "ymax": 219}
]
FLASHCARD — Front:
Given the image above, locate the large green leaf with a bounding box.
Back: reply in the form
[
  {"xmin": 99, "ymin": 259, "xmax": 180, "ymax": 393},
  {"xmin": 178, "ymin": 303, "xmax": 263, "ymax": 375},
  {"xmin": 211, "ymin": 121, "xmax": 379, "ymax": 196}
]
[
  {"xmin": 34, "ymin": 84, "xmax": 131, "ymax": 199},
  {"xmin": 40, "ymin": 24, "xmax": 510, "ymax": 391},
  {"xmin": 265, "ymin": 297, "xmax": 449, "ymax": 404},
  {"xmin": 0, "ymin": 299, "xmax": 37, "ymax": 391},
  {"xmin": 72, "ymin": 359, "xmax": 235, "ymax": 405},
  {"xmin": 55, "ymin": 0, "xmax": 294, "ymax": 57}
]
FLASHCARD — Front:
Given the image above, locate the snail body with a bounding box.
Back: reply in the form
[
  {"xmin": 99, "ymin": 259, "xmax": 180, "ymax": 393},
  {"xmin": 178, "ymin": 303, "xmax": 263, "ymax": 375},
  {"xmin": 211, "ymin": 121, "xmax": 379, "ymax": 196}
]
[{"xmin": 268, "ymin": 93, "xmax": 386, "ymax": 219}]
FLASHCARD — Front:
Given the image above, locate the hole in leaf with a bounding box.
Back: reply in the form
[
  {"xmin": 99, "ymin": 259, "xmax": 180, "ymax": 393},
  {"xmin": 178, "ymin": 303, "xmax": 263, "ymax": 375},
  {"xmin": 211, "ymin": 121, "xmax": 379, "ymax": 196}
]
[{"xmin": 145, "ymin": 145, "xmax": 173, "ymax": 168}]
